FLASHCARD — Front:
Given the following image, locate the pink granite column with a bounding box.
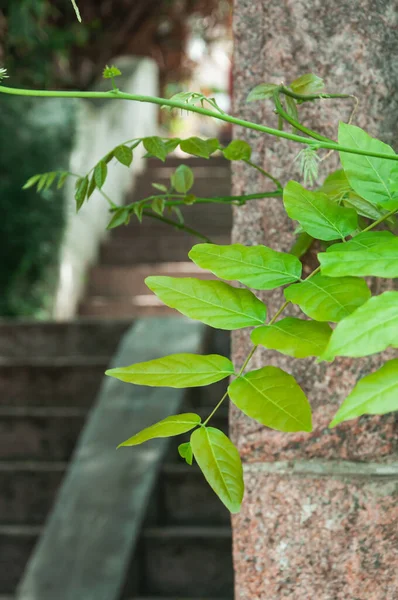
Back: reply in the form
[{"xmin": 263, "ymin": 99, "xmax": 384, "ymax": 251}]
[{"xmin": 231, "ymin": 2, "xmax": 398, "ymax": 598}]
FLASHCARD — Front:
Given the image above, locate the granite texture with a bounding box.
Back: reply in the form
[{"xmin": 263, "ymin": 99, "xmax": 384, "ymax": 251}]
[{"xmin": 231, "ymin": 0, "xmax": 398, "ymax": 597}]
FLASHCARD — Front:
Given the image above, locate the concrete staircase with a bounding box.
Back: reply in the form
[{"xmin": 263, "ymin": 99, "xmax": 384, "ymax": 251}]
[{"xmin": 0, "ymin": 157, "xmax": 233, "ymax": 599}]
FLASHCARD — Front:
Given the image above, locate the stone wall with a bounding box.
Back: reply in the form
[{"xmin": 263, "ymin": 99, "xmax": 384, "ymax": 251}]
[{"xmin": 231, "ymin": 2, "xmax": 398, "ymax": 598}]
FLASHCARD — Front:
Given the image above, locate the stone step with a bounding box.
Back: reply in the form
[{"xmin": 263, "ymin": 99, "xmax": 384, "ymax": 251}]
[
  {"xmin": 0, "ymin": 319, "xmax": 130, "ymax": 358},
  {"xmin": 0, "ymin": 525, "xmax": 40, "ymax": 594},
  {"xmin": 87, "ymin": 263, "xmax": 213, "ymax": 297},
  {"xmin": 0, "ymin": 461, "xmax": 66, "ymax": 524},
  {"xmin": 138, "ymin": 526, "xmax": 233, "ymax": 598},
  {"xmin": 159, "ymin": 464, "xmax": 230, "ymax": 526},
  {"xmin": 79, "ymin": 298, "xmax": 175, "ymax": 318},
  {"xmin": 99, "ymin": 235, "xmax": 230, "ymax": 266},
  {"xmin": 0, "ymin": 360, "xmax": 108, "ymax": 407},
  {"xmin": 0, "ymin": 407, "xmax": 88, "ymax": 461}
]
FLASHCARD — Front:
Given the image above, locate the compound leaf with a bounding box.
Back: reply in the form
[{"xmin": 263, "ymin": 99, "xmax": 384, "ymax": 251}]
[
  {"xmin": 338, "ymin": 122, "xmax": 398, "ymax": 210},
  {"xmin": 330, "ymin": 359, "xmax": 398, "ymax": 427},
  {"xmin": 284, "ymin": 181, "xmax": 357, "ymax": 241},
  {"xmin": 228, "ymin": 366, "xmax": 312, "ymax": 432},
  {"xmin": 251, "ymin": 317, "xmax": 332, "ymax": 358},
  {"xmin": 145, "ymin": 276, "xmax": 267, "ymax": 330},
  {"xmin": 106, "ymin": 353, "xmax": 235, "ymax": 387},
  {"xmin": 190, "ymin": 426, "xmax": 244, "ymax": 513},
  {"xmin": 322, "ymin": 291, "xmax": 398, "ymax": 360},
  {"xmin": 189, "ymin": 243, "xmax": 302, "ymax": 290},
  {"xmin": 319, "ymin": 231, "xmax": 398, "ymax": 278},
  {"xmin": 284, "ymin": 274, "xmax": 371, "ymax": 322},
  {"xmin": 118, "ymin": 413, "xmax": 201, "ymax": 447}
]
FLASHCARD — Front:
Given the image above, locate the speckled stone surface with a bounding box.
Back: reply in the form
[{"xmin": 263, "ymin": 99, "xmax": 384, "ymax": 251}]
[{"xmin": 231, "ymin": 1, "xmax": 398, "ymax": 597}]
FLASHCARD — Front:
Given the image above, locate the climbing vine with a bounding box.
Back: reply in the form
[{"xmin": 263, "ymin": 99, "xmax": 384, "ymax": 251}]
[{"xmin": 2, "ymin": 62, "xmax": 398, "ymax": 513}]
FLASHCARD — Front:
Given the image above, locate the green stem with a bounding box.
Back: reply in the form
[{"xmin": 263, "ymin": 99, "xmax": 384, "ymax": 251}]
[
  {"xmin": 280, "ymin": 86, "xmax": 354, "ymax": 103},
  {"xmin": 164, "ymin": 191, "xmax": 282, "ymax": 207},
  {"xmin": 244, "ymin": 160, "xmax": 283, "ymax": 189},
  {"xmin": 1, "ymin": 84, "xmax": 398, "ymax": 162},
  {"xmin": 273, "ymin": 91, "xmax": 332, "ymax": 143},
  {"xmin": 142, "ymin": 210, "xmax": 211, "ymax": 242}
]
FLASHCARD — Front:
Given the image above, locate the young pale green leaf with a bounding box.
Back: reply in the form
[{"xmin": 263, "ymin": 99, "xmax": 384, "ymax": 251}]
[
  {"xmin": 118, "ymin": 413, "xmax": 201, "ymax": 448},
  {"xmin": 189, "ymin": 243, "xmax": 302, "ymax": 290},
  {"xmin": 228, "ymin": 366, "xmax": 312, "ymax": 432},
  {"xmin": 338, "ymin": 122, "xmax": 398, "ymax": 209},
  {"xmin": 178, "ymin": 442, "xmax": 193, "ymax": 465},
  {"xmin": 145, "ymin": 276, "xmax": 267, "ymax": 330},
  {"xmin": 151, "ymin": 197, "xmax": 165, "ymax": 216},
  {"xmin": 329, "ymin": 359, "xmax": 398, "ymax": 427},
  {"xmin": 107, "ymin": 208, "xmax": 130, "ymax": 230},
  {"xmin": 171, "ymin": 164, "xmax": 194, "ymax": 193},
  {"xmin": 23, "ymin": 174, "xmax": 42, "ymax": 190},
  {"xmin": 284, "ymin": 274, "xmax": 371, "ymax": 323},
  {"xmin": 106, "ymin": 353, "xmax": 235, "ymax": 387},
  {"xmin": 180, "ymin": 137, "xmax": 219, "ymax": 159},
  {"xmin": 322, "ymin": 291, "xmax": 398, "ymax": 361},
  {"xmin": 103, "ymin": 65, "xmax": 121, "ymax": 79},
  {"xmin": 319, "ymin": 231, "xmax": 398, "ymax": 278},
  {"xmin": 75, "ymin": 176, "xmax": 89, "ymax": 211},
  {"xmin": 251, "ymin": 318, "xmax": 332, "ymax": 358},
  {"xmin": 223, "ymin": 140, "xmax": 252, "ymax": 161},
  {"xmin": 143, "ymin": 136, "xmax": 168, "ymax": 162},
  {"xmin": 114, "ymin": 144, "xmax": 133, "ymax": 167},
  {"xmin": 152, "ymin": 183, "xmax": 168, "ymax": 193},
  {"xmin": 283, "ymin": 181, "xmax": 358, "ymax": 241},
  {"xmin": 290, "ymin": 73, "xmax": 324, "ymax": 95},
  {"xmin": 94, "ymin": 161, "xmax": 108, "ymax": 189},
  {"xmin": 247, "ymin": 83, "xmax": 279, "ymax": 102},
  {"xmin": 190, "ymin": 426, "xmax": 244, "ymax": 513}
]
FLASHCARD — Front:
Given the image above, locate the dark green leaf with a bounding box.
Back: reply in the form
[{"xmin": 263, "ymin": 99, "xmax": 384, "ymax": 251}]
[
  {"xmin": 189, "ymin": 243, "xmax": 302, "ymax": 290},
  {"xmin": 75, "ymin": 176, "xmax": 89, "ymax": 211},
  {"xmin": 145, "ymin": 276, "xmax": 267, "ymax": 330},
  {"xmin": 251, "ymin": 318, "xmax": 332, "ymax": 358},
  {"xmin": 290, "ymin": 232, "xmax": 314, "ymax": 258},
  {"xmin": 180, "ymin": 137, "xmax": 220, "ymax": 159},
  {"xmin": 330, "ymin": 359, "xmax": 398, "ymax": 427},
  {"xmin": 190, "ymin": 427, "xmax": 244, "ymax": 513},
  {"xmin": 107, "ymin": 208, "xmax": 130, "ymax": 230},
  {"xmin": 228, "ymin": 366, "xmax": 312, "ymax": 432},
  {"xmin": 223, "ymin": 140, "xmax": 252, "ymax": 161},
  {"xmin": 284, "ymin": 274, "xmax": 371, "ymax": 322},
  {"xmin": 283, "ymin": 181, "xmax": 358, "ymax": 241},
  {"xmin": 318, "ymin": 169, "xmax": 351, "ymax": 201},
  {"xmin": 118, "ymin": 413, "xmax": 201, "ymax": 447},
  {"xmin": 143, "ymin": 136, "xmax": 168, "ymax": 162},
  {"xmin": 87, "ymin": 174, "xmax": 96, "ymax": 199}
]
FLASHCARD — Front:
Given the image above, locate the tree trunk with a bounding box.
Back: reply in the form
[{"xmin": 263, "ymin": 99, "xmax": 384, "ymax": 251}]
[{"xmin": 231, "ymin": 1, "xmax": 398, "ymax": 598}]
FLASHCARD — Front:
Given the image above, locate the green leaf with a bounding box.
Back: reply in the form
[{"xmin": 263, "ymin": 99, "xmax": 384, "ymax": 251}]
[
  {"xmin": 152, "ymin": 183, "xmax": 168, "ymax": 193},
  {"xmin": 283, "ymin": 181, "xmax": 358, "ymax": 241},
  {"xmin": 143, "ymin": 136, "xmax": 168, "ymax": 162},
  {"xmin": 251, "ymin": 318, "xmax": 332, "ymax": 358},
  {"xmin": 223, "ymin": 140, "xmax": 252, "ymax": 161},
  {"xmin": 183, "ymin": 194, "xmax": 196, "ymax": 205},
  {"xmin": 133, "ymin": 202, "xmax": 144, "ymax": 223},
  {"xmin": 343, "ymin": 193, "xmax": 391, "ymax": 221},
  {"xmin": 57, "ymin": 171, "xmax": 70, "ymax": 190},
  {"xmin": 290, "ymin": 73, "xmax": 324, "ymax": 95},
  {"xmin": 87, "ymin": 174, "xmax": 96, "ymax": 199},
  {"xmin": 180, "ymin": 137, "xmax": 220, "ymax": 159},
  {"xmin": 178, "ymin": 442, "xmax": 193, "ymax": 465},
  {"xmin": 94, "ymin": 161, "xmax": 107, "ymax": 189},
  {"xmin": 171, "ymin": 165, "xmax": 194, "ymax": 193},
  {"xmin": 189, "ymin": 243, "xmax": 302, "ymax": 290},
  {"xmin": 164, "ymin": 138, "xmax": 181, "ymax": 154},
  {"xmin": 75, "ymin": 176, "xmax": 89, "ymax": 211},
  {"xmin": 106, "ymin": 353, "xmax": 235, "ymax": 387},
  {"xmin": 228, "ymin": 366, "xmax": 312, "ymax": 432},
  {"xmin": 338, "ymin": 122, "xmax": 398, "ymax": 209},
  {"xmin": 290, "ymin": 232, "xmax": 314, "ymax": 258},
  {"xmin": 151, "ymin": 197, "xmax": 165, "ymax": 216},
  {"xmin": 114, "ymin": 145, "xmax": 133, "ymax": 167},
  {"xmin": 190, "ymin": 427, "xmax": 244, "ymax": 513},
  {"xmin": 43, "ymin": 172, "xmax": 57, "ymax": 190},
  {"xmin": 37, "ymin": 174, "xmax": 48, "ymax": 192},
  {"xmin": 321, "ymin": 291, "xmax": 398, "ymax": 360},
  {"xmin": 330, "ymin": 359, "xmax": 398, "ymax": 427},
  {"xmin": 107, "ymin": 208, "xmax": 130, "ymax": 230},
  {"xmin": 319, "ymin": 231, "xmax": 398, "ymax": 278},
  {"xmin": 318, "ymin": 169, "xmax": 351, "ymax": 201},
  {"xmin": 23, "ymin": 174, "xmax": 42, "ymax": 190},
  {"xmin": 284, "ymin": 274, "xmax": 371, "ymax": 322},
  {"xmin": 118, "ymin": 413, "xmax": 201, "ymax": 447},
  {"xmin": 247, "ymin": 83, "xmax": 278, "ymax": 102},
  {"xmin": 145, "ymin": 276, "xmax": 267, "ymax": 330}
]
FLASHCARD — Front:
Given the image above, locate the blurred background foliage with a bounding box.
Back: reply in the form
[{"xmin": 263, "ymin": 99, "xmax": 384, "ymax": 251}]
[{"xmin": 0, "ymin": 0, "xmax": 231, "ymax": 317}]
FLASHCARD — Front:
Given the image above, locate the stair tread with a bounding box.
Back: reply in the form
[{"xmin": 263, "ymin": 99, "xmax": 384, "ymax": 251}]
[{"xmin": 143, "ymin": 526, "xmax": 231, "ymax": 538}]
